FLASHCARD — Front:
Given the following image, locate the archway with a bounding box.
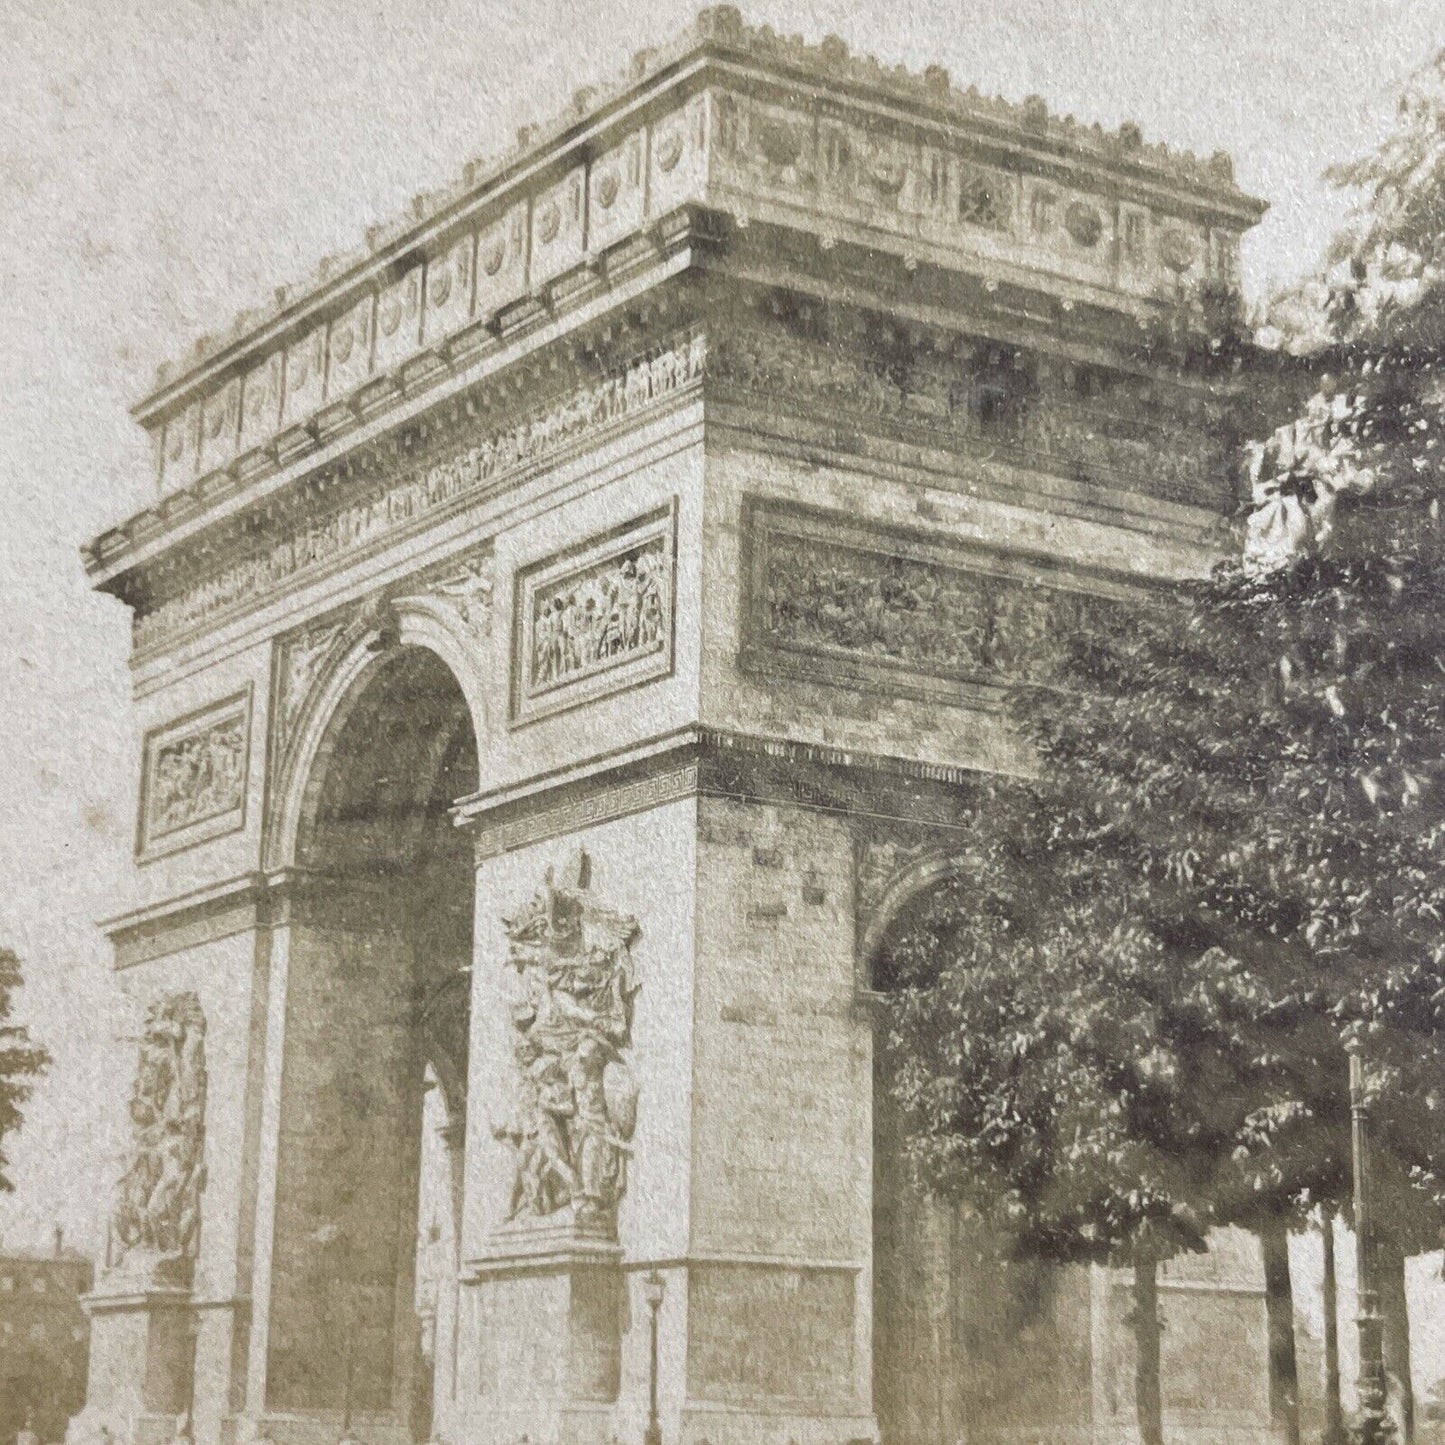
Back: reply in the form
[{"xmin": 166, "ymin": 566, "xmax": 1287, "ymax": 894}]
[
  {"xmin": 264, "ymin": 645, "xmax": 476, "ymax": 1437},
  {"xmin": 869, "ymin": 876, "xmax": 1094, "ymax": 1445}
]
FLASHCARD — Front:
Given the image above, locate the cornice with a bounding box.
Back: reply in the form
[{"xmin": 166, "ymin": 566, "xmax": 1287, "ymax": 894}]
[
  {"xmin": 86, "ymin": 232, "xmax": 706, "ymax": 590},
  {"xmin": 135, "ymin": 6, "xmax": 1263, "ymax": 428},
  {"xmin": 459, "ymin": 726, "xmax": 991, "ymax": 864},
  {"xmin": 88, "ymin": 209, "xmax": 1244, "ymax": 607},
  {"xmin": 123, "ymin": 328, "xmax": 706, "ymax": 662},
  {"xmin": 102, "ymin": 865, "xmax": 411, "ymax": 968},
  {"xmin": 131, "ymin": 55, "xmax": 715, "ymax": 430},
  {"xmin": 97, "ymin": 280, "xmax": 1239, "ymax": 665},
  {"xmin": 118, "ymin": 9, "xmax": 1264, "ymax": 521}
]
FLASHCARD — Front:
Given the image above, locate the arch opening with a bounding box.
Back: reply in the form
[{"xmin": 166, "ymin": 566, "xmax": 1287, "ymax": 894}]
[
  {"xmin": 265, "ymin": 646, "xmax": 476, "ymax": 1437},
  {"xmin": 870, "ymin": 878, "xmax": 1088, "ymax": 1445}
]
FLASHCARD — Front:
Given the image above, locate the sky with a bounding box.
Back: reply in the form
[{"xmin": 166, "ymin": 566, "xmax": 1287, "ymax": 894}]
[{"xmin": 1, "ymin": 0, "xmax": 1444, "ymax": 1388}]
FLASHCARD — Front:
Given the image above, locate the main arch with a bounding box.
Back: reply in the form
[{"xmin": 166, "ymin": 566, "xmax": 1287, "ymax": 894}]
[
  {"xmin": 257, "ymin": 641, "xmax": 476, "ymax": 1438},
  {"xmin": 74, "ymin": 12, "xmax": 1272, "ymax": 1445}
]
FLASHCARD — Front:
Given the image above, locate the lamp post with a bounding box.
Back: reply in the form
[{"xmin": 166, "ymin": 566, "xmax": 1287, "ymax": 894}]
[
  {"xmin": 1348, "ymin": 1040, "xmax": 1389, "ymax": 1443},
  {"xmin": 642, "ymin": 1269, "xmax": 666, "ymax": 1445}
]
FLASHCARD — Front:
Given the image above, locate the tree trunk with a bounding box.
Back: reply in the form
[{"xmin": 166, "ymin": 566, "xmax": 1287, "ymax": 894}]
[
  {"xmin": 1134, "ymin": 1254, "xmax": 1164, "ymax": 1445},
  {"xmin": 1378, "ymin": 1235, "xmax": 1414, "ymax": 1445},
  {"xmin": 1261, "ymin": 1220, "xmax": 1301, "ymax": 1445},
  {"xmin": 1321, "ymin": 1211, "xmax": 1344, "ymax": 1445}
]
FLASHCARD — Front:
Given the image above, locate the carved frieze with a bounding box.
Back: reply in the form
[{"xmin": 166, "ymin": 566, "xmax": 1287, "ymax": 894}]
[
  {"xmin": 137, "ymin": 689, "xmax": 251, "ymax": 859},
  {"xmin": 493, "ymin": 850, "xmax": 640, "ymax": 1232},
  {"xmin": 134, "ymin": 336, "xmax": 705, "ymax": 656},
  {"xmin": 511, "ymin": 503, "xmax": 675, "ymax": 724},
  {"xmin": 710, "ymin": 326, "xmax": 1227, "ymax": 508},
  {"xmin": 274, "ymin": 618, "xmax": 350, "ymax": 760},
  {"xmin": 109, "ymin": 991, "xmax": 208, "ymax": 1280},
  {"xmin": 742, "ymin": 499, "xmax": 1127, "ymax": 701},
  {"xmin": 818, "ymin": 116, "xmax": 930, "ymax": 218}
]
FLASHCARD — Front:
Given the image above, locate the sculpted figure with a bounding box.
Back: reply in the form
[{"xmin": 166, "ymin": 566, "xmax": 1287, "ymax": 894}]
[
  {"xmin": 494, "ymin": 850, "xmax": 640, "ymax": 1229},
  {"xmin": 528, "ymin": 539, "xmax": 669, "ymax": 693},
  {"xmin": 110, "ymin": 991, "xmax": 208, "ymax": 1270}
]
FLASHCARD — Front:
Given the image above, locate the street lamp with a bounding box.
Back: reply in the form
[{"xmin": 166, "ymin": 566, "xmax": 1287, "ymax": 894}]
[
  {"xmin": 642, "ymin": 1269, "xmax": 666, "ymax": 1445},
  {"xmin": 1348, "ymin": 1039, "xmax": 1389, "ymax": 1444}
]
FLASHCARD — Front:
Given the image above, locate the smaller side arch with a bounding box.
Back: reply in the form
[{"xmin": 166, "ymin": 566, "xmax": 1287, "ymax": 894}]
[{"xmin": 858, "ymin": 850, "xmax": 971, "ymax": 994}]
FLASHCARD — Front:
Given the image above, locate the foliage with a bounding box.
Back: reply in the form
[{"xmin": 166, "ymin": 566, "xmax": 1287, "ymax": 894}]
[
  {"xmin": 879, "ymin": 44, "xmax": 1445, "ymax": 1445},
  {"xmin": 1325, "ymin": 48, "xmax": 1445, "ymax": 345},
  {"xmin": 882, "ymin": 33, "xmax": 1445, "ymax": 1265},
  {"xmin": 0, "ymin": 948, "xmax": 49, "ymax": 1193}
]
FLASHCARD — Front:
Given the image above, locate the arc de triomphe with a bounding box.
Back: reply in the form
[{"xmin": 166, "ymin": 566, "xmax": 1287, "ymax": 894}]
[{"xmin": 71, "ymin": 11, "xmax": 1275, "ymax": 1445}]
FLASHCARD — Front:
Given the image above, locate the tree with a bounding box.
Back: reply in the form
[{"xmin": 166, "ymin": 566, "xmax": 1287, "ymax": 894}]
[
  {"xmin": 882, "ymin": 44, "xmax": 1445, "ymax": 1445},
  {"xmin": 879, "ymin": 772, "xmax": 1346, "ymax": 1445},
  {"xmin": 0, "ymin": 948, "xmax": 49, "ymax": 1192}
]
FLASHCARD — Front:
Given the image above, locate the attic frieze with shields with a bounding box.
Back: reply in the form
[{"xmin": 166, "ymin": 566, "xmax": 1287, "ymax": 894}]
[{"xmin": 98, "ymin": 9, "xmax": 1260, "ymax": 550}]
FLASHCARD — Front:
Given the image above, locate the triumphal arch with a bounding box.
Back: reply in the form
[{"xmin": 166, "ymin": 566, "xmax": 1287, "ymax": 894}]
[{"xmin": 74, "ymin": 11, "xmax": 1277, "ymax": 1445}]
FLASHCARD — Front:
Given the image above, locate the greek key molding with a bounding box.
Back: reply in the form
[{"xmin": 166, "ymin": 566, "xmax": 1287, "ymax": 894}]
[{"xmin": 473, "ymin": 762, "xmax": 700, "ymax": 861}]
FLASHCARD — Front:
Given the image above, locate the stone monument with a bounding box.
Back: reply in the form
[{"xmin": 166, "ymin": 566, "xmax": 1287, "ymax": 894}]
[{"xmin": 73, "ymin": 10, "xmax": 1278, "ymax": 1445}]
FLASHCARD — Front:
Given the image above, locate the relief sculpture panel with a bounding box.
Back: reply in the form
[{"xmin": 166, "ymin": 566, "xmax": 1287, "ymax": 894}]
[
  {"xmin": 743, "ymin": 500, "xmax": 1126, "ymax": 701},
  {"xmin": 108, "ymin": 991, "xmax": 208, "ymax": 1283},
  {"xmin": 492, "ymin": 850, "xmax": 641, "ymax": 1236},
  {"xmin": 137, "ymin": 689, "xmax": 252, "ymax": 859},
  {"xmin": 511, "ymin": 504, "xmax": 675, "ymax": 724}
]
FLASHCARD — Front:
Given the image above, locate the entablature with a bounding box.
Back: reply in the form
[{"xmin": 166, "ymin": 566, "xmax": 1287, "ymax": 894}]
[
  {"xmin": 91, "ymin": 8, "xmax": 1263, "ymax": 592},
  {"xmin": 99, "ymin": 268, "xmax": 1239, "ymax": 675}
]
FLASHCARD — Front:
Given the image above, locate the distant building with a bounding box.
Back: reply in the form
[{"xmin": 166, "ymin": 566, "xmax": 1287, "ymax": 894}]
[{"xmin": 0, "ymin": 1232, "xmax": 91, "ymax": 1444}]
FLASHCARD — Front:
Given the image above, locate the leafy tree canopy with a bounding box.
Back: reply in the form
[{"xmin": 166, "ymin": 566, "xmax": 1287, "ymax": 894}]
[
  {"xmin": 0, "ymin": 947, "xmax": 49, "ymax": 1194},
  {"xmin": 881, "ymin": 41, "xmax": 1445, "ymax": 1263}
]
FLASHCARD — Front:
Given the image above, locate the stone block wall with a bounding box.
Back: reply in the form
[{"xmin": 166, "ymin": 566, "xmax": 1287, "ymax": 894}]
[{"xmin": 263, "ymin": 898, "xmax": 423, "ymax": 1417}]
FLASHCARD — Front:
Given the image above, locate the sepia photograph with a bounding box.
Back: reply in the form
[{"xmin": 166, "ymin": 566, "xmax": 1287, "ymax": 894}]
[{"xmin": 2, "ymin": 2, "xmax": 1445, "ymax": 1444}]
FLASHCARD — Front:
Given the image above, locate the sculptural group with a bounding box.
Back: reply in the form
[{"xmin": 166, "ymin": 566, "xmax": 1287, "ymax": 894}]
[
  {"xmin": 110, "ymin": 991, "xmax": 208, "ymax": 1270},
  {"xmin": 494, "ymin": 851, "xmax": 641, "ymax": 1229}
]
